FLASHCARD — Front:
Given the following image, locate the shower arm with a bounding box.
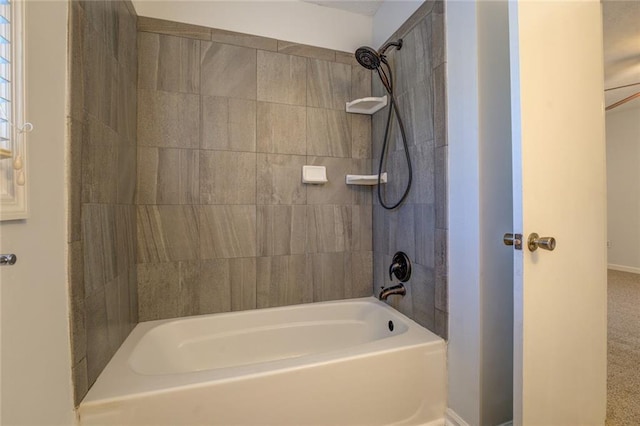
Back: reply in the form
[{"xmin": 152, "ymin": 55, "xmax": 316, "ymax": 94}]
[
  {"xmin": 379, "ymin": 40, "xmax": 403, "ymax": 56},
  {"xmin": 376, "ymin": 41, "xmax": 403, "ymax": 78}
]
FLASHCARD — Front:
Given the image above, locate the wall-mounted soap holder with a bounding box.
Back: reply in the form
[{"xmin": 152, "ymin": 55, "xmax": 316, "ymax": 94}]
[
  {"xmin": 345, "ymin": 173, "xmax": 387, "ymax": 186},
  {"xmin": 345, "ymin": 96, "xmax": 387, "ymax": 115},
  {"xmin": 302, "ymin": 165, "xmax": 328, "ymax": 184}
]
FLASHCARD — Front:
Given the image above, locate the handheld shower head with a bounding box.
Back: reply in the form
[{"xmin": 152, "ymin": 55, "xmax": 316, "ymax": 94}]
[
  {"xmin": 354, "ymin": 39, "xmax": 403, "ymax": 70},
  {"xmin": 355, "ymin": 46, "xmax": 380, "ymax": 70},
  {"xmin": 353, "ymin": 38, "xmax": 412, "ymax": 210}
]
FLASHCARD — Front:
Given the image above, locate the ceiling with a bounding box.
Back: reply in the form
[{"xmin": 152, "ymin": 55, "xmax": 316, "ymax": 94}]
[
  {"xmin": 602, "ymin": 0, "xmax": 640, "ymax": 110},
  {"xmin": 301, "ymin": 0, "xmax": 383, "ymax": 16}
]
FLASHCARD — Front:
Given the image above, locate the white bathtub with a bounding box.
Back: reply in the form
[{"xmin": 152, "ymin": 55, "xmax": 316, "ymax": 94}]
[{"xmin": 79, "ymin": 297, "xmax": 446, "ymax": 426}]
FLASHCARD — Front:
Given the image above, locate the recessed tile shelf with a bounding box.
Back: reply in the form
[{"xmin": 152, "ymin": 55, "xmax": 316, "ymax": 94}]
[
  {"xmin": 345, "ymin": 173, "xmax": 387, "ymax": 186},
  {"xmin": 345, "ymin": 96, "xmax": 387, "ymax": 115}
]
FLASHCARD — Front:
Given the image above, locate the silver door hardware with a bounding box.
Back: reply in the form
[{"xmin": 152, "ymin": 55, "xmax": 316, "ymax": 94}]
[
  {"xmin": 0, "ymin": 254, "xmax": 17, "ymax": 265},
  {"xmin": 527, "ymin": 233, "xmax": 556, "ymax": 252},
  {"xmin": 503, "ymin": 233, "xmax": 523, "ymax": 250}
]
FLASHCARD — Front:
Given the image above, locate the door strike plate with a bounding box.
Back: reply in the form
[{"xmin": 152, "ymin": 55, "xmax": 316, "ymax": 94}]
[{"xmin": 503, "ymin": 233, "xmax": 523, "ymax": 250}]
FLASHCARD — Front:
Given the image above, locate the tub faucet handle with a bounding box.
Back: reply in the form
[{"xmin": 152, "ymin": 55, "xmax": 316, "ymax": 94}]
[
  {"xmin": 389, "ymin": 252, "xmax": 411, "ymax": 282},
  {"xmin": 388, "ymin": 262, "xmax": 401, "ymax": 280}
]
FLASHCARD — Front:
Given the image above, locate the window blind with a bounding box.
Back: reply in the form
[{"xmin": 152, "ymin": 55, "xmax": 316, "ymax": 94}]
[{"xmin": 0, "ymin": 0, "xmax": 11, "ymax": 150}]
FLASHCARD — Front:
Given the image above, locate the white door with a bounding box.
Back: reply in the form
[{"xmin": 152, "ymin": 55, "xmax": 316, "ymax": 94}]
[{"xmin": 509, "ymin": 0, "xmax": 607, "ymax": 424}]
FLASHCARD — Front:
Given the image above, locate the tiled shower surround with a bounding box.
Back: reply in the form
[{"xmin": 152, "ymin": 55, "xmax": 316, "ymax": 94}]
[
  {"xmin": 372, "ymin": 2, "xmax": 448, "ymax": 338},
  {"xmin": 134, "ymin": 17, "xmax": 374, "ymax": 320},
  {"xmin": 67, "ymin": 0, "xmax": 138, "ymax": 405},
  {"xmin": 68, "ymin": 0, "xmax": 447, "ymax": 404}
]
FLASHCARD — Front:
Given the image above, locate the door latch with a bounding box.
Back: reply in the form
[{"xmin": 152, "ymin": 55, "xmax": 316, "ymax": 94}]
[
  {"xmin": 0, "ymin": 254, "xmax": 17, "ymax": 265},
  {"xmin": 503, "ymin": 233, "xmax": 523, "ymax": 250}
]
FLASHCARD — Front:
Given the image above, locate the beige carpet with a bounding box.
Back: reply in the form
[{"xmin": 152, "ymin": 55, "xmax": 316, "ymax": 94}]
[{"xmin": 606, "ymin": 269, "xmax": 640, "ymax": 425}]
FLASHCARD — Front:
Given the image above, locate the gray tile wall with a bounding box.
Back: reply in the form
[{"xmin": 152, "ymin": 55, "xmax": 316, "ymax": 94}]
[
  {"xmin": 67, "ymin": 3, "xmax": 445, "ymax": 406},
  {"xmin": 68, "ymin": 0, "xmax": 138, "ymax": 405},
  {"xmin": 372, "ymin": 2, "xmax": 448, "ymax": 339},
  {"xmin": 136, "ymin": 18, "xmax": 373, "ymax": 321}
]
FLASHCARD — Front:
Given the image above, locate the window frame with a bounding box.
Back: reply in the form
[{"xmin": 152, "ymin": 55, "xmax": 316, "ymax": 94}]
[{"xmin": 0, "ymin": 0, "xmax": 28, "ymax": 221}]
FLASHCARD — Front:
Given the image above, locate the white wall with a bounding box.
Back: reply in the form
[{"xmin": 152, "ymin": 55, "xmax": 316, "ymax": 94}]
[
  {"xmin": 446, "ymin": 0, "xmax": 481, "ymax": 422},
  {"xmin": 0, "ymin": 1, "xmax": 75, "ymax": 424},
  {"xmin": 606, "ymin": 104, "xmax": 640, "ymax": 273},
  {"xmin": 132, "ymin": 0, "xmax": 427, "ymax": 53},
  {"xmin": 446, "ymin": 1, "xmax": 514, "ymax": 424},
  {"xmin": 372, "ymin": 0, "xmax": 424, "ymax": 48},
  {"xmin": 131, "ymin": 0, "xmax": 372, "ymax": 52},
  {"xmin": 477, "ymin": 1, "xmax": 513, "ymax": 424}
]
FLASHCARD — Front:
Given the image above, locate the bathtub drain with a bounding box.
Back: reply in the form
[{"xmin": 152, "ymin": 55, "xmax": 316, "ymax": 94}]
[{"xmin": 388, "ymin": 320, "xmax": 394, "ymax": 332}]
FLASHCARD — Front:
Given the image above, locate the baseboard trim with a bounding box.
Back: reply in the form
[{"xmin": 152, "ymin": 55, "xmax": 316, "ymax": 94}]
[
  {"xmin": 445, "ymin": 409, "xmax": 470, "ymax": 426},
  {"xmin": 496, "ymin": 422, "xmax": 514, "ymax": 426},
  {"xmin": 608, "ymin": 264, "xmax": 640, "ymax": 275}
]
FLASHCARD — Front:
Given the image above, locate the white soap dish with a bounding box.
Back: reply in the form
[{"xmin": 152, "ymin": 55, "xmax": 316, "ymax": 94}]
[
  {"xmin": 345, "ymin": 96, "xmax": 388, "ymax": 115},
  {"xmin": 302, "ymin": 165, "xmax": 328, "ymax": 184},
  {"xmin": 345, "ymin": 173, "xmax": 387, "ymax": 186}
]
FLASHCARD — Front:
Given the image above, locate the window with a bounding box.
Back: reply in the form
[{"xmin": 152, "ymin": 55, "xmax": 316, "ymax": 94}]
[
  {"xmin": 0, "ymin": 0, "xmax": 28, "ymax": 220},
  {"xmin": 0, "ymin": 1, "xmax": 11, "ymax": 148}
]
